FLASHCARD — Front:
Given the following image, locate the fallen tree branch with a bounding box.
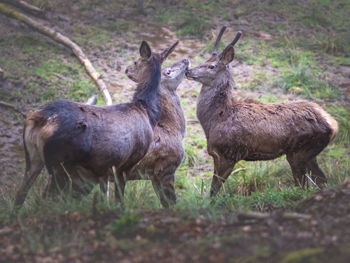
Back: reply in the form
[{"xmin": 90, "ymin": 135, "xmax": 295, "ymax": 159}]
[
  {"xmin": 0, "ymin": 3, "xmax": 113, "ymax": 105},
  {"xmin": 0, "ymin": 0, "xmax": 45, "ymax": 17},
  {"xmin": 0, "ymin": 100, "xmax": 26, "ymax": 117},
  {"xmin": 237, "ymin": 211, "xmax": 311, "ymax": 221}
]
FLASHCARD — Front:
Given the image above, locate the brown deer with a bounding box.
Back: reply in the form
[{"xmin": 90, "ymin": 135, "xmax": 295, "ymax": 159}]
[
  {"xmin": 186, "ymin": 27, "xmax": 339, "ymax": 197},
  {"xmin": 14, "ymin": 41, "xmax": 178, "ymax": 208},
  {"xmin": 124, "ymin": 58, "xmax": 189, "ymax": 207}
]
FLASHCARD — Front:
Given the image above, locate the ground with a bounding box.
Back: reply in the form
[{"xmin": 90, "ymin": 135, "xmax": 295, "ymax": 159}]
[
  {"xmin": 0, "ymin": 0, "xmax": 350, "ymax": 262},
  {"xmin": 1, "ymin": 182, "xmax": 350, "ymax": 262}
]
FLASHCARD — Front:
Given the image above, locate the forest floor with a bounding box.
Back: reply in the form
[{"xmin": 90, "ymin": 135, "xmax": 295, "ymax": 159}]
[
  {"xmin": 1, "ymin": 181, "xmax": 350, "ymax": 263},
  {"xmin": 0, "ymin": 0, "xmax": 350, "ymax": 262}
]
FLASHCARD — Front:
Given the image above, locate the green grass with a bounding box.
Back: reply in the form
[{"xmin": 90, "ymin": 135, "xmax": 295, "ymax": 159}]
[{"xmin": 273, "ymin": 63, "xmax": 341, "ymax": 100}]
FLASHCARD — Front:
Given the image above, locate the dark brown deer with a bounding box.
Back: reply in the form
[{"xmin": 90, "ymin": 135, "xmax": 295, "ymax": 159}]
[
  {"xmin": 123, "ymin": 58, "xmax": 189, "ymax": 207},
  {"xmin": 14, "ymin": 41, "xmax": 178, "ymax": 208},
  {"xmin": 186, "ymin": 27, "xmax": 339, "ymax": 197}
]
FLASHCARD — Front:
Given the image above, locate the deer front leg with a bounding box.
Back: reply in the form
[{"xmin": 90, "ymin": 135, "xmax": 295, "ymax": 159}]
[
  {"xmin": 307, "ymin": 157, "xmax": 327, "ymax": 189},
  {"xmin": 210, "ymin": 155, "xmax": 235, "ymax": 198},
  {"xmin": 287, "ymin": 154, "xmax": 307, "ymax": 188},
  {"xmin": 152, "ymin": 173, "xmax": 176, "ymax": 208},
  {"xmin": 43, "ymin": 170, "xmax": 67, "ymax": 199}
]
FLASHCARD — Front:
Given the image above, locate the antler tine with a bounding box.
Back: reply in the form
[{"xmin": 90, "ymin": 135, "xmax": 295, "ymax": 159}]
[
  {"xmin": 219, "ymin": 30, "xmax": 243, "ymax": 59},
  {"xmin": 228, "ymin": 31, "xmax": 242, "ymax": 47},
  {"xmin": 212, "ymin": 26, "xmax": 227, "ymax": 56}
]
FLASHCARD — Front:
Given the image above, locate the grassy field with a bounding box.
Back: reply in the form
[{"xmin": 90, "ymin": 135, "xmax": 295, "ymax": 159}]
[{"xmin": 0, "ymin": 0, "xmax": 350, "ymax": 262}]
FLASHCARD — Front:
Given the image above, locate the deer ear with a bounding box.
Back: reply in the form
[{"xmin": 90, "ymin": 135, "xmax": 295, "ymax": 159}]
[
  {"xmin": 140, "ymin": 41, "xmax": 152, "ymax": 59},
  {"xmin": 219, "ymin": 46, "xmax": 235, "ymax": 65},
  {"xmin": 161, "ymin": 41, "xmax": 179, "ymax": 62}
]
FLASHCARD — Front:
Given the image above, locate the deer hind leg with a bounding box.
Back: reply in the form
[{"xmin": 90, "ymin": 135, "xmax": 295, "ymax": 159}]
[
  {"xmin": 43, "ymin": 165, "xmax": 71, "ymax": 199},
  {"xmin": 14, "ymin": 146, "xmax": 44, "ymax": 208},
  {"xmin": 287, "ymin": 154, "xmax": 307, "ymax": 188},
  {"xmin": 307, "ymin": 157, "xmax": 327, "ymax": 189},
  {"xmin": 152, "ymin": 172, "xmax": 176, "ymax": 208},
  {"xmin": 210, "ymin": 155, "xmax": 235, "ymax": 198}
]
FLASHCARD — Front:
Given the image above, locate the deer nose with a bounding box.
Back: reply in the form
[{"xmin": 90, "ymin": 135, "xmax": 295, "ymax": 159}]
[
  {"xmin": 183, "ymin": 59, "xmax": 189, "ymax": 65},
  {"xmin": 125, "ymin": 68, "xmax": 128, "ymax": 74}
]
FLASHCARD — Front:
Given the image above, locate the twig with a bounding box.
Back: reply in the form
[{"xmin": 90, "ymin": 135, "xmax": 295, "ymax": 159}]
[
  {"xmin": 232, "ymin": 167, "xmax": 247, "ymax": 174},
  {"xmin": 187, "ymin": 119, "xmax": 200, "ymax": 124},
  {"xmin": 0, "ymin": 3, "xmax": 113, "ymax": 105},
  {"xmin": 237, "ymin": 211, "xmax": 311, "ymax": 221},
  {"xmin": 60, "ymin": 162, "xmax": 72, "ymax": 195},
  {"xmin": 305, "ymin": 173, "xmax": 318, "ymax": 188},
  {"xmin": 0, "ymin": 0, "xmax": 45, "ymax": 17},
  {"xmin": 237, "ymin": 211, "xmax": 270, "ymax": 220},
  {"xmin": 283, "ymin": 212, "xmax": 312, "ymax": 220}
]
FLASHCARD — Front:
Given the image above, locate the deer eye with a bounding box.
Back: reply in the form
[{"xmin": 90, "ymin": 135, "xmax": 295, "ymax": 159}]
[
  {"xmin": 208, "ymin": 65, "xmax": 215, "ymax": 69},
  {"xmin": 166, "ymin": 70, "xmax": 171, "ymax": 75},
  {"xmin": 134, "ymin": 61, "xmax": 137, "ymax": 65}
]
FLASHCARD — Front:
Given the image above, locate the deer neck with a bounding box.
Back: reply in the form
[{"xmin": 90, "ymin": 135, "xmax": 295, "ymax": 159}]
[
  {"xmin": 196, "ymin": 69, "xmax": 234, "ymax": 134},
  {"xmin": 159, "ymin": 88, "xmax": 186, "ymax": 138},
  {"xmin": 132, "ymin": 60, "xmax": 161, "ymax": 128}
]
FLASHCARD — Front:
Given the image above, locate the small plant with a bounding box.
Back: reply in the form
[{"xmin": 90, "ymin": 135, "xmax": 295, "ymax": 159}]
[{"xmin": 106, "ymin": 212, "xmax": 142, "ymax": 237}]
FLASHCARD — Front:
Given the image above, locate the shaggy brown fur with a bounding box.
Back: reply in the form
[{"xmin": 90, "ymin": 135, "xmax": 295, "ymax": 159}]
[
  {"xmin": 186, "ymin": 29, "xmax": 338, "ymax": 197},
  {"xmin": 125, "ymin": 59, "xmax": 188, "ymax": 207}
]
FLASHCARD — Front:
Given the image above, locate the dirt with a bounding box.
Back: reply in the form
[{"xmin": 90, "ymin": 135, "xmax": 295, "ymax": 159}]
[
  {"xmin": 1, "ymin": 181, "xmax": 350, "ymax": 262},
  {"xmin": 0, "ymin": 110, "xmax": 23, "ymax": 186}
]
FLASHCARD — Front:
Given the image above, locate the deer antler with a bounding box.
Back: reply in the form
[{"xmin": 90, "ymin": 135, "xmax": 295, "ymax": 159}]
[
  {"xmin": 212, "ymin": 26, "xmax": 227, "ymax": 56},
  {"xmin": 219, "ymin": 30, "xmax": 242, "ymax": 60},
  {"xmin": 228, "ymin": 31, "xmax": 242, "ymax": 47}
]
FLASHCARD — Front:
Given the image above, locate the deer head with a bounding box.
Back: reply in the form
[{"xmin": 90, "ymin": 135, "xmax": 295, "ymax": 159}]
[
  {"xmin": 161, "ymin": 59, "xmax": 190, "ymax": 91},
  {"xmin": 126, "ymin": 41, "xmax": 179, "ymax": 83},
  {"xmin": 186, "ymin": 28, "xmax": 242, "ymax": 85}
]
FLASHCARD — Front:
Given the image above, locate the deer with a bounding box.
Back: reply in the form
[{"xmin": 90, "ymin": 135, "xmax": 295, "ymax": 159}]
[
  {"xmin": 14, "ymin": 40, "xmax": 179, "ymax": 208},
  {"xmin": 186, "ymin": 26, "xmax": 339, "ymax": 198},
  {"xmin": 123, "ymin": 58, "xmax": 189, "ymax": 207}
]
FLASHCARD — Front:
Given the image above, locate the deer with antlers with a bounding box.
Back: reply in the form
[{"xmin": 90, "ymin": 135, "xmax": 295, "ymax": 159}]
[
  {"xmin": 14, "ymin": 41, "xmax": 178, "ymax": 208},
  {"xmin": 186, "ymin": 27, "xmax": 339, "ymax": 197}
]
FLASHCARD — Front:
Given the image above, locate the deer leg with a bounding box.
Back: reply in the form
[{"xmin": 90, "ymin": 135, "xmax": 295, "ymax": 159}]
[
  {"xmin": 210, "ymin": 156, "xmax": 235, "ymax": 197},
  {"xmin": 43, "ymin": 173, "xmax": 58, "ymax": 198},
  {"xmin": 14, "ymin": 159, "xmax": 43, "ymax": 208},
  {"xmin": 99, "ymin": 167, "xmax": 113, "ymax": 195},
  {"xmin": 152, "ymin": 173, "xmax": 176, "ymax": 208},
  {"xmin": 71, "ymin": 169, "xmax": 99, "ymax": 198},
  {"xmin": 287, "ymin": 154, "xmax": 307, "ymax": 188},
  {"xmin": 43, "ymin": 165, "xmax": 70, "ymax": 199},
  {"xmin": 114, "ymin": 172, "xmax": 126, "ymax": 204},
  {"xmin": 307, "ymin": 157, "xmax": 327, "ymax": 189},
  {"xmin": 99, "ymin": 178, "xmax": 107, "ymax": 194}
]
